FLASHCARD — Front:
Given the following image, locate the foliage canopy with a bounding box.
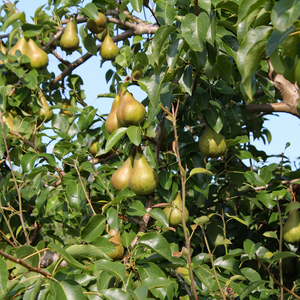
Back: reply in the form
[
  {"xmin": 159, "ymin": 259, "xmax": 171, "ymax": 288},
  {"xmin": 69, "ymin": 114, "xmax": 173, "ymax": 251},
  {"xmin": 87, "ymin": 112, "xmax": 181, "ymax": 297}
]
[{"xmin": 1, "ymin": 0, "xmax": 300, "ymax": 299}]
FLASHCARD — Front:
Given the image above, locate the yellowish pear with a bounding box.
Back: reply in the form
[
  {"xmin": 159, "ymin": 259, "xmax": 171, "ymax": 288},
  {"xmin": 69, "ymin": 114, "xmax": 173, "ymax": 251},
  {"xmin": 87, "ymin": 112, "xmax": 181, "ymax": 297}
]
[
  {"xmin": 199, "ymin": 126, "xmax": 227, "ymax": 158},
  {"xmin": 100, "ymin": 34, "xmax": 118, "ymax": 60},
  {"xmin": 37, "ymin": 91, "xmax": 53, "ymax": 123},
  {"xmin": 1, "ymin": 112, "xmax": 14, "ymax": 131},
  {"xmin": 0, "ymin": 41, "xmax": 7, "ymax": 64},
  {"xmin": 283, "ymin": 209, "xmax": 300, "ymax": 244},
  {"xmin": 164, "ymin": 193, "xmax": 189, "ymax": 227},
  {"xmin": 8, "ymin": 36, "xmax": 27, "ymax": 62},
  {"xmin": 25, "ymin": 39, "xmax": 48, "ymax": 70},
  {"xmin": 89, "ymin": 139, "xmax": 99, "ymax": 157},
  {"xmin": 106, "ymin": 229, "xmax": 124, "ymax": 260},
  {"xmin": 60, "ymin": 100, "xmax": 73, "ymax": 117},
  {"xmin": 129, "ymin": 153, "xmax": 158, "ymax": 195},
  {"xmin": 60, "ymin": 20, "xmax": 79, "ymax": 52},
  {"xmin": 116, "ymin": 90, "xmax": 146, "ymax": 126},
  {"xmin": 111, "ymin": 156, "xmax": 133, "ymax": 191},
  {"xmin": 87, "ymin": 12, "xmax": 107, "ymax": 34},
  {"xmin": 105, "ymin": 94, "xmax": 121, "ymax": 134}
]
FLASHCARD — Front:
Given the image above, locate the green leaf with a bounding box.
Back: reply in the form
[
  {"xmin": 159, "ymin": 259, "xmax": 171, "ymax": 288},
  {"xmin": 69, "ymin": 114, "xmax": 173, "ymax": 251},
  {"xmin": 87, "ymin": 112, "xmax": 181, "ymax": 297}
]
[
  {"xmin": 81, "ymin": 2, "xmax": 99, "ymax": 19},
  {"xmin": 137, "ymin": 233, "xmax": 172, "ymax": 259},
  {"xmin": 130, "ymin": 0, "xmax": 143, "ymax": 12},
  {"xmin": 99, "ymin": 288, "xmax": 132, "ymax": 300},
  {"xmin": 241, "ymin": 267, "xmax": 261, "ymax": 282},
  {"xmin": 22, "ymin": 24, "xmax": 44, "ymax": 37},
  {"xmin": 271, "ymin": 0, "xmax": 300, "ymax": 32},
  {"xmin": 272, "ymin": 251, "xmax": 299, "ymax": 261},
  {"xmin": 0, "ymin": 258, "xmax": 8, "ymax": 294},
  {"xmin": 127, "ymin": 126, "xmax": 141, "ymax": 146},
  {"xmin": 237, "ymin": 0, "xmax": 267, "ymax": 24},
  {"xmin": 127, "ymin": 200, "xmax": 147, "ymax": 216},
  {"xmin": 116, "ymin": 46, "xmax": 132, "ymax": 68},
  {"xmin": 21, "ymin": 152, "xmax": 39, "ymax": 173},
  {"xmin": 152, "ymin": 25, "xmax": 176, "ymax": 65},
  {"xmin": 206, "ymin": 107, "xmax": 224, "ymax": 133},
  {"xmin": 147, "ymin": 72, "xmax": 165, "ymax": 107},
  {"xmin": 167, "ymin": 38, "xmax": 185, "ymax": 70},
  {"xmin": 105, "ymin": 127, "xmax": 127, "ymax": 153},
  {"xmin": 95, "ymin": 259, "xmax": 126, "ymax": 281},
  {"xmin": 214, "ymin": 256, "xmax": 241, "ymax": 274},
  {"xmin": 225, "ymin": 214, "xmax": 249, "ymax": 227},
  {"xmin": 190, "ymin": 168, "xmax": 213, "ymax": 177},
  {"xmin": 78, "ymin": 106, "xmax": 97, "ymax": 130},
  {"xmin": 127, "ymin": 286, "xmax": 148, "ymax": 300},
  {"xmin": 66, "ymin": 182, "xmax": 86, "ymax": 211},
  {"xmin": 3, "ymin": 12, "xmax": 26, "ymax": 31},
  {"xmin": 150, "ymin": 208, "xmax": 169, "ymax": 228},
  {"xmin": 182, "ymin": 13, "xmax": 209, "ymax": 52},
  {"xmin": 194, "ymin": 216, "xmax": 210, "ymax": 225},
  {"xmin": 50, "ymin": 279, "xmax": 86, "ymax": 300},
  {"xmin": 243, "ymin": 239, "xmax": 262, "ymax": 259},
  {"xmin": 263, "ymin": 231, "xmax": 278, "ymax": 239},
  {"xmin": 285, "ymin": 201, "xmax": 300, "ymax": 213},
  {"xmin": 66, "ymin": 244, "xmax": 108, "ymax": 259},
  {"xmin": 81, "ymin": 215, "xmax": 106, "ymax": 242},
  {"xmin": 156, "ymin": 0, "xmax": 175, "ymax": 25},
  {"xmin": 48, "ymin": 243, "xmax": 86, "ymax": 270},
  {"xmin": 107, "ymin": 207, "xmax": 120, "ymax": 233},
  {"xmin": 240, "ymin": 280, "xmax": 268, "ymax": 300},
  {"xmin": 178, "ymin": 64, "xmax": 193, "ymax": 95},
  {"xmin": 244, "ymin": 171, "xmax": 266, "ymax": 186}
]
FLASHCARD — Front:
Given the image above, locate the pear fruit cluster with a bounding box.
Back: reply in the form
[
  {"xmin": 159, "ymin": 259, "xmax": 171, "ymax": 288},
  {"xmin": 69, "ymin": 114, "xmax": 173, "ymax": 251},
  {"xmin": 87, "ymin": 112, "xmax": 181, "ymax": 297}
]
[
  {"xmin": 8, "ymin": 36, "xmax": 48, "ymax": 70},
  {"xmin": 111, "ymin": 153, "xmax": 158, "ymax": 195},
  {"xmin": 283, "ymin": 209, "xmax": 300, "ymax": 244},
  {"xmin": 164, "ymin": 193, "xmax": 189, "ymax": 227},
  {"xmin": 199, "ymin": 126, "xmax": 227, "ymax": 158},
  {"xmin": 105, "ymin": 90, "xmax": 146, "ymax": 134},
  {"xmin": 60, "ymin": 20, "xmax": 79, "ymax": 52},
  {"xmin": 106, "ymin": 229, "xmax": 124, "ymax": 260}
]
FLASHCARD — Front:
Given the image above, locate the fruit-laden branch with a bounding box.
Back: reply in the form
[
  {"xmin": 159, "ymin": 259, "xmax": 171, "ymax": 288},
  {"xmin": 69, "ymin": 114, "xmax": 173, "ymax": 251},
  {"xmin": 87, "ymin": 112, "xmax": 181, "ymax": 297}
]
[
  {"xmin": 246, "ymin": 60, "xmax": 300, "ymax": 118},
  {"xmin": 0, "ymin": 249, "xmax": 52, "ymax": 279}
]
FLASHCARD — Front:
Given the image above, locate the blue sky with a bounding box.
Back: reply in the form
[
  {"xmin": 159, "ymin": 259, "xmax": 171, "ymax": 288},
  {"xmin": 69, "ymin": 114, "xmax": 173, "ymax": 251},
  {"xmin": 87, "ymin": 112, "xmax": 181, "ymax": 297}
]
[{"xmin": 14, "ymin": 1, "xmax": 300, "ymax": 170}]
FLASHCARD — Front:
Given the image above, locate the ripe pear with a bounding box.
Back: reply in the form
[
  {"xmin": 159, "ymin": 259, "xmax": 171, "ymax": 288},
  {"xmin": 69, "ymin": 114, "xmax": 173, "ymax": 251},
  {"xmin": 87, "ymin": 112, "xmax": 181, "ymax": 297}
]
[
  {"xmin": 199, "ymin": 126, "xmax": 227, "ymax": 158},
  {"xmin": 8, "ymin": 36, "xmax": 27, "ymax": 62},
  {"xmin": 129, "ymin": 153, "xmax": 158, "ymax": 195},
  {"xmin": 164, "ymin": 193, "xmax": 189, "ymax": 227},
  {"xmin": 116, "ymin": 90, "xmax": 146, "ymax": 127},
  {"xmin": 283, "ymin": 210, "xmax": 300, "ymax": 244},
  {"xmin": 37, "ymin": 91, "xmax": 53, "ymax": 123},
  {"xmin": 60, "ymin": 20, "xmax": 79, "ymax": 52},
  {"xmin": 100, "ymin": 34, "xmax": 118, "ymax": 60},
  {"xmin": 25, "ymin": 39, "xmax": 48, "ymax": 70},
  {"xmin": 105, "ymin": 94, "xmax": 121, "ymax": 134},
  {"xmin": 60, "ymin": 100, "xmax": 73, "ymax": 116},
  {"xmin": 87, "ymin": 12, "xmax": 107, "ymax": 34},
  {"xmin": 89, "ymin": 139, "xmax": 99, "ymax": 157},
  {"xmin": 111, "ymin": 156, "xmax": 133, "ymax": 191},
  {"xmin": 106, "ymin": 229, "xmax": 124, "ymax": 260}
]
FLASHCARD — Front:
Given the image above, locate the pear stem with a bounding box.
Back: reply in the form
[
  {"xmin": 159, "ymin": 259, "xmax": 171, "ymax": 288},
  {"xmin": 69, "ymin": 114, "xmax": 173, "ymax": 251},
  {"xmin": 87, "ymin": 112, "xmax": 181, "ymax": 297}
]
[
  {"xmin": 275, "ymin": 194, "xmax": 284, "ymax": 300},
  {"xmin": 170, "ymin": 100, "xmax": 199, "ymax": 300}
]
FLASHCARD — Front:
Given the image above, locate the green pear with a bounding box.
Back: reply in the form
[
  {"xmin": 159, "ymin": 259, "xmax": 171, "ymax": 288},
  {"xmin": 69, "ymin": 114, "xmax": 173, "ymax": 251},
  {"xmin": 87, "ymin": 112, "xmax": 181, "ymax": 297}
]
[
  {"xmin": 87, "ymin": 12, "xmax": 107, "ymax": 34},
  {"xmin": 106, "ymin": 229, "xmax": 124, "ymax": 260},
  {"xmin": 37, "ymin": 90, "xmax": 53, "ymax": 123},
  {"xmin": 25, "ymin": 39, "xmax": 48, "ymax": 70},
  {"xmin": 199, "ymin": 126, "xmax": 227, "ymax": 158},
  {"xmin": 116, "ymin": 90, "xmax": 146, "ymax": 126},
  {"xmin": 164, "ymin": 193, "xmax": 189, "ymax": 227},
  {"xmin": 60, "ymin": 20, "xmax": 79, "ymax": 52},
  {"xmin": 89, "ymin": 139, "xmax": 99, "ymax": 157},
  {"xmin": 105, "ymin": 94, "xmax": 121, "ymax": 134},
  {"xmin": 111, "ymin": 156, "xmax": 133, "ymax": 191},
  {"xmin": 100, "ymin": 34, "xmax": 118, "ymax": 60},
  {"xmin": 283, "ymin": 209, "xmax": 300, "ymax": 244},
  {"xmin": 8, "ymin": 36, "xmax": 27, "ymax": 62},
  {"xmin": 129, "ymin": 153, "xmax": 158, "ymax": 195}
]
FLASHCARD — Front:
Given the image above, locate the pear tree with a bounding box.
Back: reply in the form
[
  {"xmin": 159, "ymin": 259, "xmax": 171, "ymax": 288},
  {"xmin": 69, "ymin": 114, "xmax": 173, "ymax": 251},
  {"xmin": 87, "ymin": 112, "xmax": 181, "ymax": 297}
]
[{"xmin": 1, "ymin": 0, "xmax": 300, "ymax": 299}]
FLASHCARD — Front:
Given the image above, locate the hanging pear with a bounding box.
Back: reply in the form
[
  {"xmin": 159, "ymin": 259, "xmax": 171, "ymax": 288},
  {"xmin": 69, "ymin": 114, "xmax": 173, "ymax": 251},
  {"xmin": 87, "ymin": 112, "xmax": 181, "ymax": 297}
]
[
  {"xmin": 60, "ymin": 20, "xmax": 79, "ymax": 52},
  {"xmin": 164, "ymin": 193, "xmax": 189, "ymax": 227},
  {"xmin": 111, "ymin": 156, "xmax": 133, "ymax": 191},
  {"xmin": 129, "ymin": 153, "xmax": 158, "ymax": 195},
  {"xmin": 283, "ymin": 209, "xmax": 300, "ymax": 244},
  {"xmin": 105, "ymin": 94, "xmax": 121, "ymax": 134},
  {"xmin": 0, "ymin": 41, "xmax": 7, "ymax": 64},
  {"xmin": 199, "ymin": 126, "xmax": 227, "ymax": 158},
  {"xmin": 106, "ymin": 229, "xmax": 124, "ymax": 260},
  {"xmin": 87, "ymin": 12, "xmax": 107, "ymax": 34},
  {"xmin": 100, "ymin": 33, "xmax": 118, "ymax": 60},
  {"xmin": 116, "ymin": 90, "xmax": 146, "ymax": 126},
  {"xmin": 89, "ymin": 139, "xmax": 99, "ymax": 157},
  {"xmin": 25, "ymin": 39, "xmax": 48, "ymax": 70},
  {"xmin": 8, "ymin": 36, "xmax": 27, "ymax": 62},
  {"xmin": 37, "ymin": 90, "xmax": 53, "ymax": 123}
]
